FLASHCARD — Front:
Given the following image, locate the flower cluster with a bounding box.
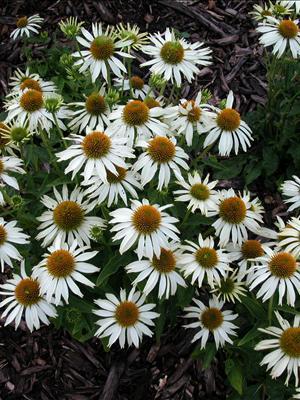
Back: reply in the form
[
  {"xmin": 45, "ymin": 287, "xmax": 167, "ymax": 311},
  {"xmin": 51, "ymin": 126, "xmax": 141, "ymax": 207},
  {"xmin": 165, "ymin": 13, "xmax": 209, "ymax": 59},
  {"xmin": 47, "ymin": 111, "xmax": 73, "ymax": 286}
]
[{"xmin": 1, "ymin": 15, "xmax": 300, "ymax": 393}]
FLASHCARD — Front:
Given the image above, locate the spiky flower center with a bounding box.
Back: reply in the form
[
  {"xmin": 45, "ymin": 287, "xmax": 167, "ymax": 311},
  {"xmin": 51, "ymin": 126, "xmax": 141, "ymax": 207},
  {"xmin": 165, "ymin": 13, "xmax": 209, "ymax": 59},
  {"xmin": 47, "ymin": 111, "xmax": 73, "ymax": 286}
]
[
  {"xmin": 195, "ymin": 247, "xmax": 219, "ymax": 269},
  {"xmin": 190, "ymin": 183, "xmax": 210, "ymax": 201},
  {"xmin": 130, "ymin": 76, "xmax": 144, "ymax": 90},
  {"xmin": 152, "ymin": 248, "xmax": 176, "ymax": 273},
  {"xmin": 0, "ymin": 122, "xmax": 9, "ymax": 150},
  {"xmin": 53, "ymin": 200, "xmax": 84, "ymax": 231},
  {"xmin": 115, "ymin": 301, "xmax": 139, "ymax": 327},
  {"xmin": 148, "ymin": 136, "xmax": 176, "ymax": 163},
  {"xmin": 15, "ymin": 278, "xmax": 40, "ymax": 306},
  {"xmin": 269, "ymin": 252, "xmax": 297, "ymax": 278},
  {"xmin": 219, "ymin": 277, "xmax": 235, "ymax": 294},
  {"xmin": 47, "ymin": 249, "xmax": 75, "ymax": 278},
  {"xmin": 20, "ymin": 78, "xmax": 41, "ymax": 92},
  {"xmin": 144, "ymin": 98, "xmax": 160, "ymax": 109},
  {"xmin": 10, "ymin": 127, "xmax": 29, "ymax": 143},
  {"xmin": 217, "ymin": 108, "xmax": 241, "ymax": 131},
  {"xmin": 278, "ymin": 20, "xmax": 298, "ymax": 39},
  {"xmin": 0, "ymin": 159, "xmax": 4, "ymax": 175},
  {"xmin": 106, "ymin": 166, "xmax": 127, "ymax": 183},
  {"xmin": 132, "ymin": 204, "xmax": 161, "ymax": 235},
  {"xmin": 85, "ymin": 93, "xmax": 107, "ymax": 115},
  {"xmin": 201, "ymin": 307, "xmax": 223, "ymax": 330},
  {"xmin": 261, "ymin": 10, "xmax": 273, "ymax": 17},
  {"xmin": 280, "ymin": 327, "xmax": 300, "ymax": 357},
  {"xmin": 20, "ymin": 89, "xmax": 43, "ymax": 113},
  {"xmin": 241, "ymin": 240, "xmax": 264, "ymax": 259},
  {"xmin": 219, "ymin": 197, "xmax": 247, "ymax": 224},
  {"xmin": 183, "ymin": 101, "xmax": 202, "ymax": 123},
  {"xmin": 90, "ymin": 36, "xmax": 114, "ymax": 60},
  {"xmin": 16, "ymin": 16, "xmax": 28, "ymax": 28},
  {"xmin": 160, "ymin": 41, "xmax": 184, "ymax": 65},
  {"xmin": 0, "ymin": 225, "xmax": 7, "ymax": 245},
  {"xmin": 122, "ymin": 100, "xmax": 149, "ymax": 126},
  {"xmin": 82, "ymin": 131, "xmax": 111, "ymax": 159}
]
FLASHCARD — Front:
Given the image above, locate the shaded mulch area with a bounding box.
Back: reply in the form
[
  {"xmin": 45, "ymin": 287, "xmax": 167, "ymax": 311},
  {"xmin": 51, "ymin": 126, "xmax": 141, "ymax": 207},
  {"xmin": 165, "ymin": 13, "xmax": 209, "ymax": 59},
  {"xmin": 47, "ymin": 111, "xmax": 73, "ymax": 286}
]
[
  {"xmin": 0, "ymin": 1, "xmax": 269, "ymax": 399},
  {"xmin": 0, "ymin": 324, "xmax": 227, "ymax": 400},
  {"xmin": 0, "ymin": 0, "xmax": 266, "ymax": 113}
]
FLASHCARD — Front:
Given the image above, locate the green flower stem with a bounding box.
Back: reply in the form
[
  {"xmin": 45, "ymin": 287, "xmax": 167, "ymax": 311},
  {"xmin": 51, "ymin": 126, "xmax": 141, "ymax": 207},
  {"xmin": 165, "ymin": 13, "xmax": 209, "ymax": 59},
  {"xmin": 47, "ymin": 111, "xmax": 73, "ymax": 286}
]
[
  {"xmin": 52, "ymin": 113, "xmax": 67, "ymax": 148},
  {"xmin": 180, "ymin": 208, "xmax": 191, "ymax": 227},
  {"xmin": 159, "ymin": 82, "xmax": 167, "ymax": 97},
  {"xmin": 0, "ymin": 187, "xmax": 12, "ymax": 206},
  {"xmin": 40, "ymin": 130, "xmax": 60, "ymax": 173},
  {"xmin": 268, "ymin": 295, "xmax": 274, "ymax": 325}
]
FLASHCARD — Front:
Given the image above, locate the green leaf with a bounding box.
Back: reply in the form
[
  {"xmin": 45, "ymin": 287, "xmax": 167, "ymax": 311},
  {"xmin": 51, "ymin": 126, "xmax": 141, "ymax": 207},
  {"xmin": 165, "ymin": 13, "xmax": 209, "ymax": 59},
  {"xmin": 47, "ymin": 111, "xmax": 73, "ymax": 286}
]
[
  {"xmin": 96, "ymin": 253, "xmax": 130, "ymax": 287},
  {"xmin": 225, "ymin": 360, "xmax": 243, "ymax": 395},
  {"xmin": 191, "ymin": 342, "xmax": 216, "ymax": 369},
  {"xmin": 238, "ymin": 325, "xmax": 260, "ymax": 347}
]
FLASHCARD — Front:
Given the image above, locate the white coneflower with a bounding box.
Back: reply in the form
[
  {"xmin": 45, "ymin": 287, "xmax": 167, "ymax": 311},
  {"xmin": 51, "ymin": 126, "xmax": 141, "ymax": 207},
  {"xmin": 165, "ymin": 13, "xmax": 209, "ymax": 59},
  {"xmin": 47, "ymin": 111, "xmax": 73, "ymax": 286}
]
[
  {"xmin": 8, "ymin": 68, "xmax": 56, "ymax": 96},
  {"xmin": 5, "ymin": 89, "xmax": 54, "ymax": 132},
  {"xmin": 0, "ymin": 156, "xmax": 25, "ymax": 205},
  {"xmin": 10, "ymin": 14, "xmax": 44, "ymax": 40},
  {"xmin": 0, "ymin": 120, "xmax": 34, "ymax": 147},
  {"xmin": 59, "ymin": 16, "xmax": 84, "ymax": 39},
  {"xmin": 294, "ymin": 388, "xmax": 300, "ymax": 399},
  {"xmin": 210, "ymin": 270, "xmax": 247, "ymax": 303},
  {"xmin": 0, "ymin": 218, "xmax": 29, "ymax": 271},
  {"xmin": 68, "ymin": 88, "xmax": 110, "ymax": 132},
  {"xmin": 210, "ymin": 189, "xmax": 264, "ymax": 246},
  {"xmin": 204, "ymin": 91, "xmax": 253, "ymax": 156},
  {"xmin": 36, "ymin": 185, "xmax": 106, "ymax": 247},
  {"xmin": 116, "ymin": 23, "xmax": 149, "ymax": 50},
  {"xmin": 0, "ymin": 261, "xmax": 57, "ymax": 332},
  {"xmin": 107, "ymin": 99, "xmax": 168, "ymax": 146},
  {"xmin": 226, "ymin": 239, "xmax": 274, "ymax": 280},
  {"xmin": 281, "ymin": 175, "xmax": 300, "ymax": 212},
  {"xmin": 125, "ymin": 242, "xmax": 186, "ymax": 299},
  {"xmin": 141, "ymin": 28, "xmax": 212, "ymax": 86},
  {"xmin": 183, "ymin": 295, "xmax": 238, "ymax": 349},
  {"xmin": 133, "ymin": 136, "xmax": 189, "ymax": 190},
  {"xmin": 255, "ymin": 311, "xmax": 300, "ymax": 385},
  {"xmin": 278, "ymin": 217, "xmax": 300, "ymax": 258},
  {"xmin": 56, "ymin": 125, "xmax": 134, "ymax": 182},
  {"xmin": 32, "ymin": 240, "xmax": 99, "ymax": 305},
  {"xmin": 44, "ymin": 93, "xmax": 72, "ymax": 131},
  {"xmin": 72, "ymin": 23, "xmax": 133, "ymax": 82},
  {"xmin": 248, "ymin": 247, "xmax": 300, "ymax": 306},
  {"xmin": 250, "ymin": 3, "xmax": 275, "ymax": 22},
  {"xmin": 93, "ymin": 287, "xmax": 159, "ymax": 348},
  {"xmin": 110, "ymin": 198, "xmax": 180, "ymax": 259},
  {"xmin": 179, "ymin": 234, "xmax": 230, "ymax": 288},
  {"xmin": 256, "ymin": 17, "xmax": 300, "ymax": 58},
  {"xmin": 281, "ymin": 1, "xmax": 300, "ymax": 14},
  {"xmin": 114, "ymin": 76, "xmax": 151, "ymax": 99},
  {"xmin": 165, "ymin": 91, "xmax": 214, "ymax": 146},
  {"xmin": 174, "ymin": 172, "xmax": 219, "ymax": 216},
  {"xmin": 83, "ymin": 165, "xmax": 142, "ymax": 207}
]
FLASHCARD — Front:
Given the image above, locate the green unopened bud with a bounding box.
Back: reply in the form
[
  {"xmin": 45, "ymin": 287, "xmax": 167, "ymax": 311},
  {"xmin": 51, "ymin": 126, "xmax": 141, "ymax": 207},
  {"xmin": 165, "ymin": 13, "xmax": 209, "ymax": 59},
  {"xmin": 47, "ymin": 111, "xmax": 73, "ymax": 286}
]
[
  {"xmin": 201, "ymin": 89, "xmax": 212, "ymax": 104},
  {"xmin": 45, "ymin": 94, "xmax": 64, "ymax": 113},
  {"xmin": 273, "ymin": 4, "xmax": 290, "ymax": 16},
  {"xmin": 66, "ymin": 307, "xmax": 82, "ymax": 324},
  {"xmin": 106, "ymin": 88, "xmax": 119, "ymax": 107},
  {"xmin": 11, "ymin": 195, "xmax": 23, "ymax": 209},
  {"xmin": 59, "ymin": 17, "xmax": 84, "ymax": 39},
  {"xmin": 149, "ymin": 73, "xmax": 166, "ymax": 90},
  {"xmin": 90, "ymin": 225, "xmax": 104, "ymax": 243},
  {"xmin": 10, "ymin": 126, "xmax": 30, "ymax": 143},
  {"xmin": 60, "ymin": 53, "xmax": 74, "ymax": 67},
  {"xmin": 219, "ymin": 99, "xmax": 227, "ymax": 110}
]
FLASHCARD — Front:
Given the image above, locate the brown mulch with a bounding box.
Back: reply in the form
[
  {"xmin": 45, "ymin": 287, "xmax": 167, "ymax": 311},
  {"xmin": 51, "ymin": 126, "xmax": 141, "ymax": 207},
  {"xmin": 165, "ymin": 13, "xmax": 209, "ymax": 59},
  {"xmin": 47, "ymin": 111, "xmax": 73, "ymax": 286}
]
[
  {"xmin": 0, "ymin": 324, "xmax": 228, "ymax": 400},
  {"xmin": 0, "ymin": 0, "xmax": 266, "ymax": 113},
  {"xmin": 0, "ymin": 1, "xmax": 268, "ymax": 399}
]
